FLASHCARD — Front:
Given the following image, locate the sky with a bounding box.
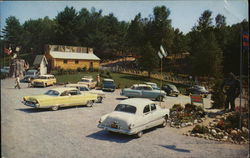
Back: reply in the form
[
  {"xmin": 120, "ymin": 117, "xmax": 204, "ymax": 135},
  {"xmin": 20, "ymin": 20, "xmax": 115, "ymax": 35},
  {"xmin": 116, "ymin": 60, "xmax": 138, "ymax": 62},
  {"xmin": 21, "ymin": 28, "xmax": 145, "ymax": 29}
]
[{"xmin": 0, "ymin": 0, "xmax": 248, "ymax": 34}]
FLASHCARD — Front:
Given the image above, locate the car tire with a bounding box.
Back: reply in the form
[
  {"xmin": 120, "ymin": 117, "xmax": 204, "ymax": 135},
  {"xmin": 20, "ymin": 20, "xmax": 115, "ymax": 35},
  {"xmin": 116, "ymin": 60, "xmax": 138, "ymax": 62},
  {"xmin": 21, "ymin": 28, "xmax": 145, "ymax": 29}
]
[
  {"xmin": 51, "ymin": 106, "xmax": 59, "ymax": 111},
  {"xmin": 97, "ymin": 96, "xmax": 103, "ymax": 103},
  {"xmin": 86, "ymin": 100, "xmax": 94, "ymax": 107},
  {"xmin": 175, "ymin": 94, "xmax": 178, "ymax": 97},
  {"xmin": 136, "ymin": 131, "xmax": 143, "ymax": 138},
  {"xmin": 156, "ymin": 96, "xmax": 163, "ymax": 102}
]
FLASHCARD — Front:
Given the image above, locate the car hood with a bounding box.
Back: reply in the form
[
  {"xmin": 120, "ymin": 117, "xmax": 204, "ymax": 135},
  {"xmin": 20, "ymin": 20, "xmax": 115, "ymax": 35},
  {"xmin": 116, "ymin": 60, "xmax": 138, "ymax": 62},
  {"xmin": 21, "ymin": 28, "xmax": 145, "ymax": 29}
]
[{"xmin": 32, "ymin": 79, "xmax": 47, "ymax": 82}]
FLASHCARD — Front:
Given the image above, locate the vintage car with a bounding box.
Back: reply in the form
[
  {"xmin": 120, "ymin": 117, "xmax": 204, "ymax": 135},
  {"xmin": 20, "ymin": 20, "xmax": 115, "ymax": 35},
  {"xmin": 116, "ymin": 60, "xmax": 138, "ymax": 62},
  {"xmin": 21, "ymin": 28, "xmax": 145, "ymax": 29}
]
[
  {"xmin": 65, "ymin": 83, "xmax": 105, "ymax": 103},
  {"xmin": 120, "ymin": 84, "xmax": 166, "ymax": 101},
  {"xmin": 162, "ymin": 84, "xmax": 180, "ymax": 97},
  {"xmin": 98, "ymin": 98, "xmax": 169, "ymax": 138},
  {"xmin": 185, "ymin": 85, "xmax": 209, "ymax": 98},
  {"xmin": 77, "ymin": 76, "xmax": 97, "ymax": 89},
  {"xmin": 23, "ymin": 69, "xmax": 39, "ymax": 82},
  {"xmin": 22, "ymin": 87, "xmax": 98, "ymax": 110},
  {"xmin": 31, "ymin": 74, "xmax": 56, "ymax": 87},
  {"xmin": 102, "ymin": 79, "xmax": 116, "ymax": 92},
  {"xmin": 144, "ymin": 82, "xmax": 160, "ymax": 90}
]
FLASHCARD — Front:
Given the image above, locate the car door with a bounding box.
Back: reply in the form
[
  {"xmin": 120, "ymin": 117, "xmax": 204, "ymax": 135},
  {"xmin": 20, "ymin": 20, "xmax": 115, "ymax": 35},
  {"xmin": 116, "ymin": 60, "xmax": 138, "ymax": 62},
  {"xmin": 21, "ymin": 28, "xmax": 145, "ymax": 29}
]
[
  {"xmin": 142, "ymin": 86, "xmax": 154, "ymax": 99},
  {"xmin": 59, "ymin": 91, "xmax": 71, "ymax": 107},
  {"xmin": 142, "ymin": 104, "xmax": 154, "ymax": 130},
  {"xmin": 68, "ymin": 90, "xmax": 86, "ymax": 106},
  {"xmin": 149, "ymin": 103, "xmax": 162, "ymax": 127}
]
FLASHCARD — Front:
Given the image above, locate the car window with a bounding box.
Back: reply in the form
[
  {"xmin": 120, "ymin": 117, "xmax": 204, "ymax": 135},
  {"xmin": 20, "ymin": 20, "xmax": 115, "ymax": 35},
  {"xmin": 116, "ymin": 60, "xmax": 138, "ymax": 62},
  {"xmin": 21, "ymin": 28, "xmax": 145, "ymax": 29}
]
[
  {"xmin": 150, "ymin": 104, "xmax": 156, "ymax": 111},
  {"xmin": 143, "ymin": 105, "xmax": 150, "ymax": 113},
  {"xmin": 60, "ymin": 91, "xmax": 70, "ymax": 96},
  {"xmin": 69, "ymin": 90, "xmax": 80, "ymax": 95},
  {"xmin": 79, "ymin": 87, "xmax": 89, "ymax": 91},
  {"xmin": 143, "ymin": 87, "xmax": 152, "ymax": 91},
  {"xmin": 45, "ymin": 90, "xmax": 59, "ymax": 96},
  {"xmin": 114, "ymin": 104, "xmax": 136, "ymax": 114}
]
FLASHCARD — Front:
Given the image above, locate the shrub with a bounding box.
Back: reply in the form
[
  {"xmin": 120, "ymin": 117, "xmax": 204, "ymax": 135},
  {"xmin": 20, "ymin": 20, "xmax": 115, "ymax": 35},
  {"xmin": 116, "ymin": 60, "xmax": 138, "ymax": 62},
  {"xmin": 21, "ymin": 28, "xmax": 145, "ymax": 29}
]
[
  {"xmin": 192, "ymin": 125, "xmax": 209, "ymax": 134},
  {"xmin": 171, "ymin": 104, "xmax": 184, "ymax": 112},
  {"xmin": 77, "ymin": 67, "xmax": 82, "ymax": 72}
]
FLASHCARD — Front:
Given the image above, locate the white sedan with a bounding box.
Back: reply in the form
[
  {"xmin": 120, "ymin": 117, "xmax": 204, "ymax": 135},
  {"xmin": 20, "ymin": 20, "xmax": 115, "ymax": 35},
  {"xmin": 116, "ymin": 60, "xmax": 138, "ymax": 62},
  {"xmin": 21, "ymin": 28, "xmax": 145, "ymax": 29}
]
[{"xmin": 98, "ymin": 98, "xmax": 169, "ymax": 138}]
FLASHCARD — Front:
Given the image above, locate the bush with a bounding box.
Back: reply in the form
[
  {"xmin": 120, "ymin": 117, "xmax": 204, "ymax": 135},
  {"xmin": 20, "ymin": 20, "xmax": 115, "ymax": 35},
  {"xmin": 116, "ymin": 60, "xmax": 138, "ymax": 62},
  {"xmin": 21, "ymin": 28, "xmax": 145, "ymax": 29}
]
[
  {"xmin": 77, "ymin": 67, "xmax": 82, "ymax": 72},
  {"xmin": 192, "ymin": 125, "xmax": 209, "ymax": 134},
  {"xmin": 171, "ymin": 104, "xmax": 184, "ymax": 112}
]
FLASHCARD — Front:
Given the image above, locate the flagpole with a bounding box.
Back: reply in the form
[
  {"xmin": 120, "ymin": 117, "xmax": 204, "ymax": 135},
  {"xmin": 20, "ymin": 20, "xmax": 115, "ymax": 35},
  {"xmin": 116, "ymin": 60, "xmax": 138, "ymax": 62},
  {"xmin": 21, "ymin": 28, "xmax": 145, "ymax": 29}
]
[
  {"xmin": 160, "ymin": 57, "xmax": 163, "ymax": 107},
  {"xmin": 239, "ymin": 27, "xmax": 243, "ymax": 129}
]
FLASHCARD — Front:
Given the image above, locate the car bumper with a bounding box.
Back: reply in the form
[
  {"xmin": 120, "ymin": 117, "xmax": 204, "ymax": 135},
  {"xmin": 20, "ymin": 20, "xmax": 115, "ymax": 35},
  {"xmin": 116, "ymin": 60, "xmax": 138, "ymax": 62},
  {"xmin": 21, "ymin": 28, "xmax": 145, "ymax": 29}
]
[
  {"xmin": 22, "ymin": 101, "xmax": 39, "ymax": 108},
  {"xmin": 32, "ymin": 82, "xmax": 45, "ymax": 87},
  {"xmin": 102, "ymin": 88, "xmax": 115, "ymax": 91},
  {"xmin": 98, "ymin": 124, "xmax": 135, "ymax": 135}
]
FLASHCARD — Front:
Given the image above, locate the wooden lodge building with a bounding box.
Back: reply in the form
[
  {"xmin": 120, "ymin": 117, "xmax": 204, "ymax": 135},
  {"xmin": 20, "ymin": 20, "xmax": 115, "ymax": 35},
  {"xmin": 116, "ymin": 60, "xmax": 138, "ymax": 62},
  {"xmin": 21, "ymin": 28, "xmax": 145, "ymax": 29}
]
[{"xmin": 45, "ymin": 45, "xmax": 100, "ymax": 71}]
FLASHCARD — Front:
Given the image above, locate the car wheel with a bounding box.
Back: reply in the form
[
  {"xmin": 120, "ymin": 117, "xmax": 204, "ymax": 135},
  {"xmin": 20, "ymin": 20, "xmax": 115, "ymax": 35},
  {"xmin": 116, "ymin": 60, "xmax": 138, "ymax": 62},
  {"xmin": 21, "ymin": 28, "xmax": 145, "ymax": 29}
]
[
  {"xmin": 175, "ymin": 94, "xmax": 178, "ymax": 97},
  {"xmin": 156, "ymin": 96, "xmax": 163, "ymax": 102},
  {"xmin": 97, "ymin": 96, "xmax": 103, "ymax": 103},
  {"xmin": 161, "ymin": 120, "xmax": 167, "ymax": 127},
  {"xmin": 136, "ymin": 131, "xmax": 143, "ymax": 138},
  {"xmin": 51, "ymin": 106, "xmax": 59, "ymax": 111},
  {"xmin": 86, "ymin": 100, "xmax": 94, "ymax": 107}
]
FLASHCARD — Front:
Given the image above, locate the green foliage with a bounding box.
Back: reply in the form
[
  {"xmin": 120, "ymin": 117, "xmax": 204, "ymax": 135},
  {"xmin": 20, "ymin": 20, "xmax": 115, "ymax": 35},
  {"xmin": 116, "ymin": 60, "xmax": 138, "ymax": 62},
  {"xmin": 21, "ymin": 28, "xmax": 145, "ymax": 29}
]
[
  {"xmin": 192, "ymin": 125, "xmax": 209, "ymax": 134},
  {"xmin": 211, "ymin": 79, "xmax": 225, "ymax": 109}
]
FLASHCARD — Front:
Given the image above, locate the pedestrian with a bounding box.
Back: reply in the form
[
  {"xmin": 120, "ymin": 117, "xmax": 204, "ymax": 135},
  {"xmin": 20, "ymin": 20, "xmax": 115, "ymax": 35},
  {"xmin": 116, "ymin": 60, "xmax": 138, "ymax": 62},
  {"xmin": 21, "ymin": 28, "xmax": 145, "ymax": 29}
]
[
  {"xmin": 27, "ymin": 77, "xmax": 31, "ymax": 87},
  {"xmin": 14, "ymin": 75, "xmax": 21, "ymax": 89},
  {"xmin": 221, "ymin": 72, "xmax": 240, "ymax": 112}
]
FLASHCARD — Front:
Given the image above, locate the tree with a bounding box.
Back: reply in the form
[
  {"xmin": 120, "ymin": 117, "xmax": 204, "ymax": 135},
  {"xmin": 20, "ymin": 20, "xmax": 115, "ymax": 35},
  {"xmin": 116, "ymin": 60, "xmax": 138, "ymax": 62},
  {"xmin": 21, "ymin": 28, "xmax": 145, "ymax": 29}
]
[
  {"xmin": 138, "ymin": 42, "xmax": 159, "ymax": 77},
  {"xmin": 215, "ymin": 14, "xmax": 226, "ymax": 28},
  {"xmin": 55, "ymin": 6, "xmax": 79, "ymax": 45},
  {"xmin": 2, "ymin": 16, "xmax": 23, "ymax": 49}
]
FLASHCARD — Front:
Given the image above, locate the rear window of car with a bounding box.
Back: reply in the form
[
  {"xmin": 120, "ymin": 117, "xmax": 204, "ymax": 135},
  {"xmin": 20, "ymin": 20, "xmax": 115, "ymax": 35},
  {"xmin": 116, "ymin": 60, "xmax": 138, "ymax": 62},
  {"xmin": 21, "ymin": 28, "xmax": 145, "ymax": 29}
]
[{"xmin": 115, "ymin": 104, "xmax": 136, "ymax": 114}]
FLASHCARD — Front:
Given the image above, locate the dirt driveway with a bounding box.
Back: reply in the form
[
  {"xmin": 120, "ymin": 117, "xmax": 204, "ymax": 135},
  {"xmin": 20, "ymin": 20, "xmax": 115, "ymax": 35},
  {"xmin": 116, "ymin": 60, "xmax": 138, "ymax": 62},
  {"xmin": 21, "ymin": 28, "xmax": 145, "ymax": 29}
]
[{"xmin": 1, "ymin": 78, "xmax": 248, "ymax": 158}]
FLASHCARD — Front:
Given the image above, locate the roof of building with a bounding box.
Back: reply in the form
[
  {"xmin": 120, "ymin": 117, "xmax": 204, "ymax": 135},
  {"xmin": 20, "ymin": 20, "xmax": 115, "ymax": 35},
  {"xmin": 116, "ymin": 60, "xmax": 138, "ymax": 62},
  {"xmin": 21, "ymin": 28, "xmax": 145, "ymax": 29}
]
[
  {"xmin": 49, "ymin": 51, "xmax": 100, "ymax": 60},
  {"xmin": 33, "ymin": 55, "xmax": 48, "ymax": 65}
]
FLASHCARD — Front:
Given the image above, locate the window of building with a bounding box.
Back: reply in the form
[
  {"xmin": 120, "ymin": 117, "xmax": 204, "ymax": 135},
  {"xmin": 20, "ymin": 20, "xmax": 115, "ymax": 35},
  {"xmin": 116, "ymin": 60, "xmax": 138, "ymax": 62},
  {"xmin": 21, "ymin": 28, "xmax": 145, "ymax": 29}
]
[
  {"xmin": 75, "ymin": 60, "xmax": 79, "ymax": 64},
  {"xmin": 63, "ymin": 60, "xmax": 67, "ymax": 64}
]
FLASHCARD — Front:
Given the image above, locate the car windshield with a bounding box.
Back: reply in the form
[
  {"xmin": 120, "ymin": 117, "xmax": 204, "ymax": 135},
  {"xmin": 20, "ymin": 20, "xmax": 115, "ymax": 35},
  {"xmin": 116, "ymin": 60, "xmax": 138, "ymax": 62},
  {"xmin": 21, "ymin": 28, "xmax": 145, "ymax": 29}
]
[
  {"xmin": 79, "ymin": 86, "xmax": 90, "ymax": 91},
  {"xmin": 104, "ymin": 81, "xmax": 114, "ymax": 85},
  {"xmin": 168, "ymin": 84, "xmax": 178, "ymax": 90},
  {"xmin": 38, "ymin": 76, "xmax": 47, "ymax": 79},
  {"xmin": 114, "ymin": 104, "xmax": 136, "ymax": 114},
  {"xmin": 80, "ymin": 79, "xmax": 90, "ymax": 82},
  {"xmin": 44, "ymin": 90, "xmax": 59, "ymax": 96},
  {"xmin": 26, "ymin": 72, "xmax": 35, "ymax": 75}
]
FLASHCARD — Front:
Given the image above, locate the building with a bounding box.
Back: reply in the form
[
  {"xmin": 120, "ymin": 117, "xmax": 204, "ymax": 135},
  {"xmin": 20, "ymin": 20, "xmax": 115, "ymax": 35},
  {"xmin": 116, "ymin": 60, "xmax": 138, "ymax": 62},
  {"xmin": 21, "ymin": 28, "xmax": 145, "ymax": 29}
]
[
  {"xmin": 33, "ymin": 55, "xmax": 48, "ymax": 75},
  {"xmin": 45, "ymin": 45, "xmax": 100, "ymax": 71}
]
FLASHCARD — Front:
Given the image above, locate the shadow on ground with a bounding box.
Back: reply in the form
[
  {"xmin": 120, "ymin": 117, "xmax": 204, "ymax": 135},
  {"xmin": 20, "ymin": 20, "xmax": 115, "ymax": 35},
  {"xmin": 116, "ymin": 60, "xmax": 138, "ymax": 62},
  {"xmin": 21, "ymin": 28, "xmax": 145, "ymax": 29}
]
[
  {"xmin": 16, "ymin": 106, "xmax": 88, "ymax": 113},
  {"xmin": 159, "ymin": 145, "xmax": 191, "ymax": 153}
]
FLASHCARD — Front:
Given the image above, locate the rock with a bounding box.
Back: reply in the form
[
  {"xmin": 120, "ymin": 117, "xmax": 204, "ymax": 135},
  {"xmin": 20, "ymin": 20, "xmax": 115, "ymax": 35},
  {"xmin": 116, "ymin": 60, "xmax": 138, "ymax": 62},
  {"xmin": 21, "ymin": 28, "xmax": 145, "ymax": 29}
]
[
  {"xmin": 194, "ymin": 120, "xmax": 198, "ymax": 124},
  {"xmin": 198, "ymin": 119, "xmax": 202, "ymax": 123},
  {"xmin": 242, "ymin": 127, "xmax": 249, "ymax": 134},
  {"xmin": 230, "ymin": 130, "xmax": 238, "ymax": 135},
  {"xmin": 191, "ymin": 133, "xmax": 195, "ymax": 136},
  {"xmin": 211, "ymin": 129, "xmax": 217, "ymax": 136},
  {"xmin": 186, "ymin": 122, "xmax": 193, "ymax": 126},
  {"xmin": 181, "ymin": 123, "xmax": 186, "ymax": 127},
  {"xmin": 223, "ymin": 136, "xmax": 228, "ymax": 140}
]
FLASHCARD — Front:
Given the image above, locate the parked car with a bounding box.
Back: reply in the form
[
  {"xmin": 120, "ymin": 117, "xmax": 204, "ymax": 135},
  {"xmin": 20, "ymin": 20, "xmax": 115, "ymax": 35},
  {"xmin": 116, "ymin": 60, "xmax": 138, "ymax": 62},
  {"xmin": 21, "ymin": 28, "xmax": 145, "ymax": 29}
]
[
  {"xmin": 162, "ymin": 84, "xmax": 180, "ymax": 97},
  {"xmin": 0, "ymin": 66, "xmax": 10, "ymax": 74},
  {"xmin": 102, "ymin": 79, "xmax": 116, "ymax": 92},
  {"xmin": 23, "ymin": 69, "xmax": 39, "ymax": 82},
  {"xmin": 31, "ymin": 74, "xmax": 56, "ymax": 87},
  {"xmin": 144, "ymin": 82, "xmax": 160, "ymax": 90},
  {"xmin": 77, "ymin": 76, "xmax": 97, "ymax": 89},
  {"xmin": 120, "ymin": 84, "xmax": 166, "ymax": 101},
  {"xmin": 65, "ymin": 83, "xmax": 105, "ymax": 103},
  {"xmin": 186, "ymin": 85, "xmax": 209, "ymax": 97},
  {"xmin": 98, "ymin": 98, "xmax": 169, "ymax": 138},
  {"xmin": 22, "ymin": 87, "xmax": 98, "ymax": 110}
]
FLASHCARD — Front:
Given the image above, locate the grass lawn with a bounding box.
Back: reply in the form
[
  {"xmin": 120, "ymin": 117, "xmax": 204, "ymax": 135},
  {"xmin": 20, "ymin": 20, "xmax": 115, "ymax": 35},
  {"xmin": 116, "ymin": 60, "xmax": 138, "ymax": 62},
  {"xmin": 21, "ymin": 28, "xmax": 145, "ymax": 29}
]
[{"xmin": 55, "ymin": 72, "xmax": 188, "ymax": 93}]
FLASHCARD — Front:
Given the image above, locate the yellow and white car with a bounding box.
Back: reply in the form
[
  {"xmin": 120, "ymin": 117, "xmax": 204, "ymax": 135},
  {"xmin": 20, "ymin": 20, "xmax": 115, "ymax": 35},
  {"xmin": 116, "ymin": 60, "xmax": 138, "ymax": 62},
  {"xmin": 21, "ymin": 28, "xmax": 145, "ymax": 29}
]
[
  {"xmin": 22, "ymin": 88, "xmax": 98, "ymax": 111},
  {"xmin": 77, "ymin": 76, "xmax": 97, "ymax": 89},
  {"xmin": 65, "ymin": 84, "xmax": 105, "ymax": 103},
  {"xmin": 31, "ymin": 74, "xmax": 56, "ymax": 87}
]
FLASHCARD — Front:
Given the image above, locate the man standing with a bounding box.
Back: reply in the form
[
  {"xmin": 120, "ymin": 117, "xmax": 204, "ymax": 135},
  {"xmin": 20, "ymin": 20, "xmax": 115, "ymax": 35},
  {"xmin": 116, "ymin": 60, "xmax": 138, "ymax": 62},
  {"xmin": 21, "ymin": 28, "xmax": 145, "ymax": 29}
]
[
  {"xmin": 221, "ymin": 72, "xmax": 240, "ymax": 111},
  {"xmin": 14, "ymin": 75, "xmax": 21, "ymax": 89}
]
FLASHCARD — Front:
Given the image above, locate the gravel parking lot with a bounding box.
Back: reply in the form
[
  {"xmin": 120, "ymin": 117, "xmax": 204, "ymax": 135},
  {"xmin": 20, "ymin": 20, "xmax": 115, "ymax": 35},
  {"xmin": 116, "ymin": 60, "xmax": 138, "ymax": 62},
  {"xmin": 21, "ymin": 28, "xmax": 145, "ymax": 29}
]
[{"xmin": 1, "ymin": 78, "xmax": 248, "ymax": 158}]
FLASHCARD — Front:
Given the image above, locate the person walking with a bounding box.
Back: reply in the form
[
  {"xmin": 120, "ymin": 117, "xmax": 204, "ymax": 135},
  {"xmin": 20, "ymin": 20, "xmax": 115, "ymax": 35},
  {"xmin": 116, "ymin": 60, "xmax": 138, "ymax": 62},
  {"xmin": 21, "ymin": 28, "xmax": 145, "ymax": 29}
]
[
  {"xmin": 221, "ymin": 72, "xmax": 240, "ymax": 111},
  {"xmin": 14, "ymin": 75, "xmax": 21, "ymax": 89}
]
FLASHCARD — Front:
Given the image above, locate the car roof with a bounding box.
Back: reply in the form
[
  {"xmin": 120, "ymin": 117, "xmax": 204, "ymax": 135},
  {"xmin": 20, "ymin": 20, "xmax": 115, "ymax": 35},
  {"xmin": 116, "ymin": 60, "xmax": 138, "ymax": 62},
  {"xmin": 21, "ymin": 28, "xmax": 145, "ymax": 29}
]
[
  {"xmin": 144, "ymin": 82, "xmax": 156, "ymax": 85},
  {"xmin": 132, "ymin": 84, "xmax": 152, "ymax": 87},
  {"xmin": 103, "ymin": 78, "xmax": 114, "ymax": 81},
  {"xmin": 119, "ymin": 98, "xmax": 155, "ymax": 111},
  {"xmin": 39, "ymin": 74, "xmax": 54, "ymax": 77},
  {"xmin": 65, "ymin": 84, "xmax": 88, "ymax": 88},
  {"xmin": 81, "ymin": 77, "xmax": 92, "ymax": 80},
  {"xmin": 49, "ymin": 87, "xmax": 78, "ymax": 93}
]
